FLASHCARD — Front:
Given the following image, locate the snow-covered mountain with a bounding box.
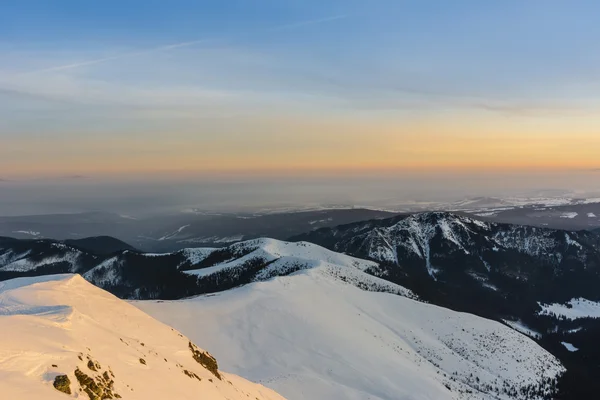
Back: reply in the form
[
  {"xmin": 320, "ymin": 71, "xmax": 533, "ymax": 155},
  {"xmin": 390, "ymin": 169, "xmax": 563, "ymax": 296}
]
[
  {"xmin": 0, "ymin": 274, "xmax": 287, "ymax": 400},
  {"xmin": 174, "ymin": 238, "xmax": 416, "ymax": 297},
  {"xmin": 2, "ymin": 225, "xmax": 600, "ymax": 397},
  {"xmin": 293, "ymin": 212, "xmax": 600, "ymax": 302},
  {"xmin": 0, "ymin": 237, "xmax": 415, "ymax": 300},
  {"xmin": 291, "ymin": 212, "xmax": 600, "ymax": 398},
  {"xmin": 0, "ymin": 245, "xmax": 568, "ymax": 400},
  {"xmin": 134, "ymin": 265, "xmax": 564, "ymax": 400},
  {"xmin": 0, "ymin": 237, "xmax": 105, "ymax": 280}
]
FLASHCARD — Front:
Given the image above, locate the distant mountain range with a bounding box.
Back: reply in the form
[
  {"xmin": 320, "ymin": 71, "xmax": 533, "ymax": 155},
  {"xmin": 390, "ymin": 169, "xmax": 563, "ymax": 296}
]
[
  {"xmin": 292, "ymin": 212, "xmax": 600, "ymax": 303},
  {"xmin": 0, "ymin": 208, "xmax": 398, "ymax": 252},
  {"xmin": 2, "ymin": 212, "xmax": 600, "ymax": 306},
  {"xmin": 456, "ymin": 199, "xmax": 600, "ymax": 231},
  {"xmin": 1, "ymin": 196, "xmax": 599, "ymax": 253}
]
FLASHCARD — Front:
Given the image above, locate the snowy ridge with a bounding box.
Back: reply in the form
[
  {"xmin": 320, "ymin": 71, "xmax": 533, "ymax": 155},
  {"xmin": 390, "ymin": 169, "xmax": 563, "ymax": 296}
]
[
  {"xmin": 0, "ymin": 249, "xmax": 32, "ymax": 267},
  {"xmin": 377, "ymin": 213, "xmax": 585, "ymax": 264},
  {"xmin": 136, "ymin": 268, "xmax": 564, "ymax": 400},
  {"xmin": 179, "ymin": 247, "xmax": 217, "ymax": 266},
  {"xmin": 230, "ymin": 238, "xmax": 379, "ymax": 272},
  {"xmin": 0, "ymin": 274, "xmax": 286, "ymax": 400},
  {"xmin": 0, "ymin": 242, "xmax": 85, "ymax": 272},
  {"xmin": 0, "ymin": 236, "xmax": 415, "ymax": 300},
  {"xmin": 493, "ymin": 226, "xmax": 568, "ymax": 260},
  {"xmin": 342, "ymin": 213, "xmax": 492, "ymax": 278},
  {"xmin": 177, "ymin": 238, "xmax": 419, "ymax": 298},
  {"xmin": 183, "ymin": 238, "xmax": 387, "ymax": 282},
  {"xmin": 83, "ymin": 256, "xmax": 124, "ymax": 286},
  {"xmin": 298, "ymin": 212, "xmax": 599, "ymax": 283}
]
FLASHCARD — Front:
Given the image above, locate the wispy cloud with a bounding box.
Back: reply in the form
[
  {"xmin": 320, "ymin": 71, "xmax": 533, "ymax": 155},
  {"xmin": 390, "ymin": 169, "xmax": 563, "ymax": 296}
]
[
  {"xmin": 472, "ymin": 101, "xmax": 594, "ymax": 117},
  {"xmin": 23, "ymin": 39, "xmax": 213, "ymax": 75},
  {"xmin": 22, "ymin": 14, "xmax": 348, "ymax": 75}
]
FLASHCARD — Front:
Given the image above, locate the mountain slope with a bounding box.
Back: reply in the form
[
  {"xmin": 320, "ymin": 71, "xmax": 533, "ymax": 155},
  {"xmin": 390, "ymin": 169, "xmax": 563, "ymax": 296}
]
[
  {"xmin": 291, "ymin": 212, "xmax": 600, "ymax": 398},
  {"xmin": 0, "ymin": 237, "xmax": 101, "ymax": 275},
  {"xmin": 0, "ymin": 274, "xmax": 287, "ymax": 400},
  {"xmin": 1, "ymin": 237, "xmax": 414, "ymax": 300},
  {"xmin": 176, "ymin": 238, "xmax": 415, "ymax": 297},
  {"xmin": 292, "ymin": 212, "xmax": 600, "ymax": 304},
  {"xmin": 135, "ymin": 267, "xmax": 564, "ymax": 400},
  {"xmin": 0, "ymin": 232, "xmax": 589, "ymax": 398}
]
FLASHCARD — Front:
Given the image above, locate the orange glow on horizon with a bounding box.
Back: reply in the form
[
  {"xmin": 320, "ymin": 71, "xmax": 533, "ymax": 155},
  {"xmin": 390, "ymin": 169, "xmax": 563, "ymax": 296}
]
[{"xmin": 3, "ymin": 112, "xmax": 600, "ymax": 179}]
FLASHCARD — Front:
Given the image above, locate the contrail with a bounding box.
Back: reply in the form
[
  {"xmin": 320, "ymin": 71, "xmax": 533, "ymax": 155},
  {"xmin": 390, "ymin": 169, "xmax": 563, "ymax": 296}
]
[
  {"xmin": 25, "ymin": 39, "xmax": 212, "ymax": 74},
  {"xmin": 24, "ymin": 15, "xmax": 349, "ymax": 74}
]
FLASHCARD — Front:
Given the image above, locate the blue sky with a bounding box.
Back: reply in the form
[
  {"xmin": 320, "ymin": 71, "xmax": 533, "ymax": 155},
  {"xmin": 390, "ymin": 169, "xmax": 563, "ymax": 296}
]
[
  {"xmin": 4, "ymin": 0, "xmax": 600, "ymax": 103},
  {"xmin": 2, "ymin": 0, "xmax": 600, "ymax": 178}
]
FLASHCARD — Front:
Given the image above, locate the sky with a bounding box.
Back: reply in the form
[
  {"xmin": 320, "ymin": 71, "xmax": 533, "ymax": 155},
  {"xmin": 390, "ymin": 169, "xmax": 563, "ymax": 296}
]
[{"xmin": 1, "ymin": 1, "xmax": 600, "ymax": 213}]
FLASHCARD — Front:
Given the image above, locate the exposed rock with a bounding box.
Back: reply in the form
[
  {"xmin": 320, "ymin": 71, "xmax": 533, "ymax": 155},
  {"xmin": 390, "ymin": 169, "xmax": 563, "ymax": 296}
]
[
  {"xmin": 87, "ymin": 359, "xmax": 101, "ymax": 372},
  {"xmin": 74, "ymin": 367, "xmax": 120, "ymax": 400},
  {"xmin": 183, "ymin": 369, "xmax": 202, "ymax": 381},
  {"xmin": 189, "ymin": 341, "xmax": 221, "ymax": 380},
  {"xmin": 53, "ymin": 375, "xmax": 71, "ymax": 395}
]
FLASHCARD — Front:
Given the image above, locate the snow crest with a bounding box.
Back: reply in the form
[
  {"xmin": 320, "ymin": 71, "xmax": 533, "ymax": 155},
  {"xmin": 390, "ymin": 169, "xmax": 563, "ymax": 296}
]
[{"xmin": 0, "ymin": 274, "xmax": 287, "ymax": 400}]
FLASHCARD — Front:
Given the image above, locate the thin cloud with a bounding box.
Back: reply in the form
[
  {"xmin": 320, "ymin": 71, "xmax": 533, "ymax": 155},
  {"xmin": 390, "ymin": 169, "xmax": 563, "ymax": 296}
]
[
  {"xmin": 473, "ymin": 102, "xmax": 593, "ymax": 117},
  {"xmin": 23, "ymin": 14, "xmax": 348, "ymax": 75},
  {"xmin": 23, "ymin": 39, "xmax": 213, "ymax": 75}
]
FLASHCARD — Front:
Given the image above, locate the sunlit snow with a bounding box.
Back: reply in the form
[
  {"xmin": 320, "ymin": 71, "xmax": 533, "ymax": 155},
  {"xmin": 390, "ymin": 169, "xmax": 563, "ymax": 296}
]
[
  {"xmin": 0, "ymin": 275, "xmax": 286, "ymax": 400},
  {"xmin": 137, "ymin": 268, "xmax": 564, "ymax": 400}
]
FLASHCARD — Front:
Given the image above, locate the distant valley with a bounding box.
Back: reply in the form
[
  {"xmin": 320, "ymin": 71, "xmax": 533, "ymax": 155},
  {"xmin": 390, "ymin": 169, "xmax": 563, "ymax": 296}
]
[
  {"xmin": 2, "ymin": 195, "xmax": 599, "ymax": 254},
  {"xmin": 0, "ymin": 208, "xmax": 398, "ymax": 252}
]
